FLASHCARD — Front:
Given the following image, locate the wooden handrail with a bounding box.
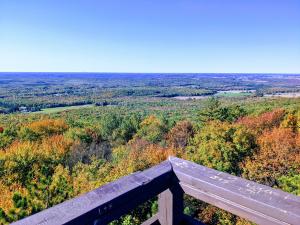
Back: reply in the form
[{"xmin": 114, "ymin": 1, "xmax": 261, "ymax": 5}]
[
  {"xmin": 12, "ymin": 157, "xmax": 300, "ymax": 225},
  {"xmin": 11, "ymin": 161, "xmax": 173, "ymax": 225},
  {"xmin": 170, "ymin": 157, "xmax": 300, "ymax": 225}
]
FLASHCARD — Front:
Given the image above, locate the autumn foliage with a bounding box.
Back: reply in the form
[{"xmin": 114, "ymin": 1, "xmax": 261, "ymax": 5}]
[
  {"xmin": 242, "ymin": 127, "xmax": 300, "ymax": 185},
  {"xmin": 237, "ymin": 109, "xmax": 286, "ymax": 134},
  {"xmin": 166, "ymin": 120, "xmax": 194, "ymax": 149},
  {"xmin": 1, "ymin": 105, "xmax": 300, "ymax": 224}
]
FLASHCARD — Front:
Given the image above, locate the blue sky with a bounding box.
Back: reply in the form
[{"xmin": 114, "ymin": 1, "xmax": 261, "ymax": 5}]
[{"xmin": 0, "ymin": 0, "xmax": 299, "ymax": 73}]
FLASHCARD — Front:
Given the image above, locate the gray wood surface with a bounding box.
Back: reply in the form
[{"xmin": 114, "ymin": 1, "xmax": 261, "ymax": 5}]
[
  {"xmin": 170, "ymin": 157, "xmax": 300, "ymax": 225},
  {"xmin": 141, "ymin": 214, "xmax": 160, "ymax": 225},
  {"xmin": 12, "ymin": 161, "xmax": 172, "ymax": 225},
  {"xmin": 158, "ymin": 184, "xmax": 183, "ymax": 225},
  {"xmin": 11, "ymin": 157, "xmax": 300, "ymax": 225}
]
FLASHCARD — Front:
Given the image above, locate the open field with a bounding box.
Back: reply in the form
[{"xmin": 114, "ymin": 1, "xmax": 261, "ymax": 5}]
[
  {"xmin": 32, "ymin": 104, "xmax": 95, "ymax": 114},
  {"xmin": 1, "ymin": 73, "xmax": 300, "ymax": 114}
]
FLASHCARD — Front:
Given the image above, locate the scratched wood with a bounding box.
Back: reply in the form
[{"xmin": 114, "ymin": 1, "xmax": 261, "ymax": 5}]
[
  {"xmin": 169, "ymin": 157, "xmax": 300, "ymax": 225},
  {"xmin": 11, "ymin": 161, "xmax": 172, "ymax": 225},
  {"xmin": 10, "ymin": 157, "xmax": 300, "ymax": 225}
]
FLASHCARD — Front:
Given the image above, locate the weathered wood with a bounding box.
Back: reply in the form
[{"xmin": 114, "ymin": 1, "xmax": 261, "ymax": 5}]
[
  {"xmin": 12, "ymin": 161, "xmax": 172, "ymax": 225},
  {"xmin": 141, "ymin": 214, "xmax": 160, "ymax": 225},
  {"xmin": 170, "ymin": 157, "xmax": 300, "ymax": 225},
  {"xmin": 181, "ymin": 183, "xmax": 284, "ymax": 225},
  {"xmin": 158, "ymin": 184, "xmax": 184, "ymax": 225},
  {"xmin": 10, "ymin": 157, "xmax": 300, "ymax": 225}
]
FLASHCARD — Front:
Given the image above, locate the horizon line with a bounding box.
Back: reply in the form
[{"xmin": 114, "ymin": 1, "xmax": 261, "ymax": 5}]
[{"xmin": 1, "ymin": 72, "xmax": 300, "ymax": 75}]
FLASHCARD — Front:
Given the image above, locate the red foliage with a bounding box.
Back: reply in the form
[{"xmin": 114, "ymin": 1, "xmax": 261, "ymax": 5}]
[
  {"xmin": 237, "ymin": 109, "xmax": 285, "ymax": 134},
  {"xmin": 0, "ymin": 127, "xmax": 4, "ymax": 133},
  {"xmin": 242, "ymin": 127, "xmax": 300, "ymax": 185}
]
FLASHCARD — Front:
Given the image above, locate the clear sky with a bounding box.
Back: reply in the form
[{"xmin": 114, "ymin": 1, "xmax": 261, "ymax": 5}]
[{"xmin": 0, "ymin": 0, "xmax": 300, "ymax": 73}]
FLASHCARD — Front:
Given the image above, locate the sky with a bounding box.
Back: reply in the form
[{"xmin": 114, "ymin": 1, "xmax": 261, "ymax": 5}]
[{"xmin": 0, "ymin": 0, "xmax": 300, "ymax": 73}]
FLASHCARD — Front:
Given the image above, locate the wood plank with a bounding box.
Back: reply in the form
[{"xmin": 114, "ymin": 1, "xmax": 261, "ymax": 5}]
[
  {"xmin": 12, "ymin": 161, "xmax": 173, "ymax": 225},
  {"xmin": 169, "ymin": 157, "xmax": 300, "ymax": 225},
  {"xmin": 11, "ymin": 157, "xmax": 300, "ymax": 225},
  {"xmin": 181, "ymin": 183, "xmax": 286, "ymax": 225},
  {"xmin": 141, "ymin": 214, "xmax": 160, "ymax": 225},
  {"xmin": 158, "ymin": 184, "xmax": 184, "ymax": 225}
]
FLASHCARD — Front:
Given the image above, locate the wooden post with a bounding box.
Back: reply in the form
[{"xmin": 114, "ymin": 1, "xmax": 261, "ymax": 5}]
[{"xmin": 158, "ymin": 184, "xmax": 184, "ymax": 225}]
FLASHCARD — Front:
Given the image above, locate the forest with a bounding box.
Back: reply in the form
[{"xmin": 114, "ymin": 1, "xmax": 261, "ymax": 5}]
[
  {"xmin": 1, "ymin": 74, "xmax": 300, "ymax": 224},
  {"xmin": 1, "ymin": 73, "xmax": 300, "ymax": 113}
]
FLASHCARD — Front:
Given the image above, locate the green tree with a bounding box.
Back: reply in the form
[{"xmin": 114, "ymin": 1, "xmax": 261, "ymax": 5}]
[
  {"xmin": 100, "ymin": 113, "xmax": 121, "ymax": 140},
  {"xmin": 199, "ymin": 98, "xmax": 245, "ymax": 124},
  {"xmin": 135, "ymin": 115, "xmax": 168, "ymax": 143},
  {"xmin": 278, "ymin": 174, "xmax": 300, "ymax": 196},
  {"xmin": 198, "ymin": 98, "xmax": 221, "ymax": 123},
  {"xmin": 49, "ymin": 165, "xmax": 73, "ymax": 206},
  {"xmin": 0, "ymin": 126, "xmax": 17, "ymax": 149},
  {"xmin": 189, "ymin": 121, "xmax": 255, "ymax": 174},
  {"xmin": 113, "ymin": 114, "xmax": 141, "ymax": 143}
]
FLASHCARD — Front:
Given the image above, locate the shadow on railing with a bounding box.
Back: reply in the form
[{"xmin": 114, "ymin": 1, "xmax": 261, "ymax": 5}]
[{"xmin": 12, "ymin": 157, "xmax": 300, "ymax": 225}]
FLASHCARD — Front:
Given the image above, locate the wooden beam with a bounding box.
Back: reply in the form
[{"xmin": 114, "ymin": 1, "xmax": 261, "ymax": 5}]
[
  {"xmin": 158, "ymin": 183, "xmax": 184, "ymax": 225},
  {"xmin": 141, "ymin": 214, "xmax": 160, "ymax": 225},
  {"xmin": 10, "ymin": 157, "xmax": 300, "ymax": 225},
  {"xmin": 169, "ymin": 157, "xmax": 300, "ymax": 225},
  {"xmin": 181, "ymin": 183, "xmax": 285, "ymax": 225},
  {"xmin": 12, "ymin": 161, "xmax": 173, "ymax": 225}
]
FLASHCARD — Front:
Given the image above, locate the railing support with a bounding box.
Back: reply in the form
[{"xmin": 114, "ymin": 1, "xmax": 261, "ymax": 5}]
[
  {"xmin": 158, "ymin": 184, "xmax": 184, "ymax": 225},
  {"xmin": 11, "ymin": 157, "xmax": 300, "ymax": 225}
]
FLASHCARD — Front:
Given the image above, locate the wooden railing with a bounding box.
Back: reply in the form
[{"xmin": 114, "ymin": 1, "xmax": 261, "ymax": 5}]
[{"xmin": 12, "ymin": 157, "xmax": 300, "ymax": 225}]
